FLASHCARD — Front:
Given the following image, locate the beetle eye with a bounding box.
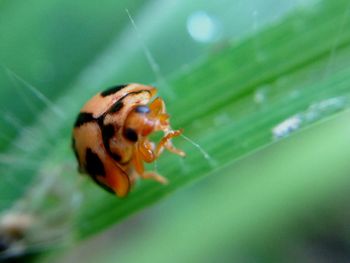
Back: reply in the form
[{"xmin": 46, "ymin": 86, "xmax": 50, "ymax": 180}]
[
  {"xmin": 124, "ymin": 128, "xmax": 138, "ymax": 142},
  {"xmin": 135, "ymin": 105, "xmax": 150, "ymax": 114}
]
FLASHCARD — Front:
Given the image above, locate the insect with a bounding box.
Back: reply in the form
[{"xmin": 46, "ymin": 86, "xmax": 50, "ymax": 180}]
[{"xmin": 72, "ymin": 83, "xmax": 185, "ymax": 197}]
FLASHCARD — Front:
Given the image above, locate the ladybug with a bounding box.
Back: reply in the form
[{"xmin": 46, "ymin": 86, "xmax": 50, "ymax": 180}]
[{"xmin": 72, "ymin": 83, "xmax": 185, "ymax": 197}]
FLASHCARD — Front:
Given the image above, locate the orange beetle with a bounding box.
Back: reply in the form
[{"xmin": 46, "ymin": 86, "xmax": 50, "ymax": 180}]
[{"xmin": 72, "ymin": 83, "xmax": 185, "ymax": 197}]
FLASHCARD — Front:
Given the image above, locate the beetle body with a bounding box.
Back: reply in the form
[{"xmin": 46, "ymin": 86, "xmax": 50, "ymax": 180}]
[{"xmin": 72, "ymin": 83, "xmax": 185, "ymax": 197}]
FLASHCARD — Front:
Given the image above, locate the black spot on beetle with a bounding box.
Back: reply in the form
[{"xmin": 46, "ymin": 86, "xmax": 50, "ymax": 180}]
[
  {"xmin": 124, "ymin": 128, "xmax": 138, "ymax": 142},
  {"xmin": 102, "ymin": 124, "xmax": 115, "ymax": 140},
  {"xmin": 106, "ymin": 89, "xmax": 152, "ymax": 115},
  {"xmin": 74, "ymin": 112, "xmax": 95, "ymax": 127},
  {"xmin": 85, "ymin": 148, "xmax": 105, "ymax": 176},
  {"xmin": 85, "ymin": 145, "xmax": 115, "ymax": 194},
  {"xmin": 109, "ymin": 101, "xmax": 123, "ymax": 113},
  {"xmin": 101, "ymin": 84, "xmax": 128, "ymax": 97},
  {"xmin": 101, "ymin": 124, "xmax": 122, "ymax": 162},
  {"xmin": 110, "ymin": 152, "xmax": 122, "ymax": 162},
  {"xmin": 135, "ymin": 105, "xmax": 150, "ymax": 114}
]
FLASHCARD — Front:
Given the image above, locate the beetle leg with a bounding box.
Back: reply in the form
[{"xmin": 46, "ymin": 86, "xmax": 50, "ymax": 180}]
[
  {"xmin": 149, "ymin": 97, "xmax": 170, "ymax": 127},
  {"xmin": 140, "ymin": 171, "xmax": 168, "ymax": 184},
  {"xmin": 149, "ymin": 97, "xmax": 185, "ymax": 157},
  {"xmin": 133, "ymin": 144, "xmax": 168, "ymax": 184},
  {"xmin": 149, "ymin": 97, "xmax": 166, "ymax": 115},
  {"xmin": 138, "ymin": 130, "xmax": 185, "ymax": 163},
  {"xmin": 155, "ymin": 129, "xmax": 186, "ymax": 157},
  {"xmin": 132, "ymin": 145, "xmax": 145, "ymax": 175},
  {"xmin": 138, "ymin": 139, "xmax": 156, "ymax": 163}
]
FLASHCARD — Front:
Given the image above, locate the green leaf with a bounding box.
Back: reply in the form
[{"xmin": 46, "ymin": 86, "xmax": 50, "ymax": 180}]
[
  {"xmin": 76, "ymin": 0, "xmax": 350, "ymax": 238},
  {"xmin": 1, "ymin": 0, "xmax": 350, "ymax": 260},
  {"xmin": 75, "ymin": 108, "xmax": 350, "ymax": 263}
]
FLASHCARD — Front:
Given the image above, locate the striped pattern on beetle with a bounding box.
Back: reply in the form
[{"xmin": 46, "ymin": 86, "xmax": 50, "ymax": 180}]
[{"xmin": 72, "ymin": 83, "xmax": 185, "ymax": 197}]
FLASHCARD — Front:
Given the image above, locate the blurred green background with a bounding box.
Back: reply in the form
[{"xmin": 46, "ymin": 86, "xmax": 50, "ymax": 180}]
[{"xmin": 1, "ymin": 0, "xmax": 350, "ymax": 262}]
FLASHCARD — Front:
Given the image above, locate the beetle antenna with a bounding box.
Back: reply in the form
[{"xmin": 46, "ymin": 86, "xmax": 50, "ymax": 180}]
[{"xmin": 180, "ymin": 134, "xmax": 217, "ymax": 167}]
